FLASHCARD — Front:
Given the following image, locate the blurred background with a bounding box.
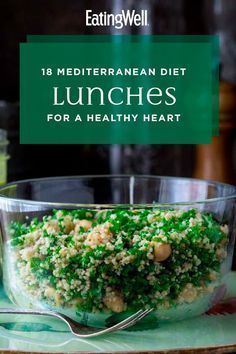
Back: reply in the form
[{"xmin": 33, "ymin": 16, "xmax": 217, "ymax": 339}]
[{"xmin": 0, "ymin": 0, "xmax": 236, "ymax": 184}]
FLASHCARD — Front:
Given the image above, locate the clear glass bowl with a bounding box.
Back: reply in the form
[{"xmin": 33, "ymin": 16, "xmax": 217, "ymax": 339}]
[{"xmin": 0, "ymin": 175, "xmax": 235, "ymax": 328}]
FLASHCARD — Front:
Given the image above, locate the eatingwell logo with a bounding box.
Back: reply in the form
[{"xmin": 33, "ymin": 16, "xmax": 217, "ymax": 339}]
[{"xmin": 86, "ymin": 9, "xmax": 148, "ymax": 29}]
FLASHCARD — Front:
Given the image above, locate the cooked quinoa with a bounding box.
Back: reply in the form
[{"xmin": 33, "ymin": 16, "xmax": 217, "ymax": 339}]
[{"xmin": 9, "ymin": 208, "xmax": 228, "ymax": 313}]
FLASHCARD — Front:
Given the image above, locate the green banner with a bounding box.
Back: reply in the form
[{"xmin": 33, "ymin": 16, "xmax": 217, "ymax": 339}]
[{"xmin": 20, "ymin": 35, "xmax": 219, "ymax": 144}]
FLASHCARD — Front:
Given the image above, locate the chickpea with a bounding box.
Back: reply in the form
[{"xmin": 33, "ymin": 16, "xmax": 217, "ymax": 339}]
[
  {"xmin": 179, "ymin": 283, "xmax": 197, "ymax": 303},
  {"xmin": 59, "ymin": 248, "xmax": 67, "ymax": 257},
  {"xmin": 44, "ymin": 287, "xmax": 62, "ymax": 307},
  {"xmin": 69, "ymin": 297, "xmax": 83, "ymax": 307},
  {"xmin": 43, "ymin": 220, "xmax": 60, "ymax": 234},
  {"xmin": 44, "ymin": 287, "xmax": 56, "ymax": 298},
  {"xmin": 216, "ymin": 247, "xmax": 227, "ymax": 258},
  {"xmin": 74, "ymin": 219, "xmax": 92, "ymax": 233},
  {"xmin": 209, "ymin": 271, "xmax": 217, "ymax": 281},
  {"xmin": 85, "ymin": 222, "xmax": 112, "ymax": 247},
  {"xmin": 24, "ymin": 231, "xmax": 41, "ymax": 246},
  {"xmin": 54, "ymin": 292, "xmax": 62, "ymax": 307},
  {"xmin": 20, "ymin": 246, "xmax": 34, "ymax": 261},
  {"xmin": 220, "ymin": 238, "xmax": 228, "ymax": 247},
  {"xmin": 152, "ymin": 241, "xmax": 171, "ymax": 262},
  {"xmin": 62, "ymin": 215, "xmax": 74, "ymax": 233},
  {"xmin": 103, "ymin": 290, "xmax": 125, "ymax": 313}
]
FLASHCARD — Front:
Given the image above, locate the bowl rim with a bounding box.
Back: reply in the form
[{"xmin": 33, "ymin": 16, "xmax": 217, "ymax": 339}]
[{"xmin": 0, "ymin": 174, "xmax": 235, "ymax": 208}]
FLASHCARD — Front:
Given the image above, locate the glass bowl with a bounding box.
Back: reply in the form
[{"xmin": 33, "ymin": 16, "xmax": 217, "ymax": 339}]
[{"xmin": 0, "ymin": 175, "xmax": 235, "ymax": 328}]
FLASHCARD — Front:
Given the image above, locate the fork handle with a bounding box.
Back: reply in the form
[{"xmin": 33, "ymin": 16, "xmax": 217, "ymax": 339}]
[
  {"xmin": 0, "ymin": 307, "xmax": 78, "ymax": 330},
  {"xmin": 0, "ymin": 308, "xmax": 59, "ymax": 318},
  {"xmin": 0, "ymin": 307, "xmax": 100, "ymax": 332}
]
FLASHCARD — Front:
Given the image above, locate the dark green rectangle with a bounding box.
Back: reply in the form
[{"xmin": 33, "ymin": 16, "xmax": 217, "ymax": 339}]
[{"xmin": 20, "ymin": 35, "xmax": 219, "ymax": 144}]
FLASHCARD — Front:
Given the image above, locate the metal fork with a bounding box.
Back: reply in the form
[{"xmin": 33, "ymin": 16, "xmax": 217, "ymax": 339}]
[{"xmin": 0, "ymin": 308, "xmax": 153, "ymax": 338}]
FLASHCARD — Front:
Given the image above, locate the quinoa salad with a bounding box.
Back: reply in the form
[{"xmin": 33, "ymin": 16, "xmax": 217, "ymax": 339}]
[{"xmin": 9, "ymin": 208, "xmax": 228, "ymax": 314}]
